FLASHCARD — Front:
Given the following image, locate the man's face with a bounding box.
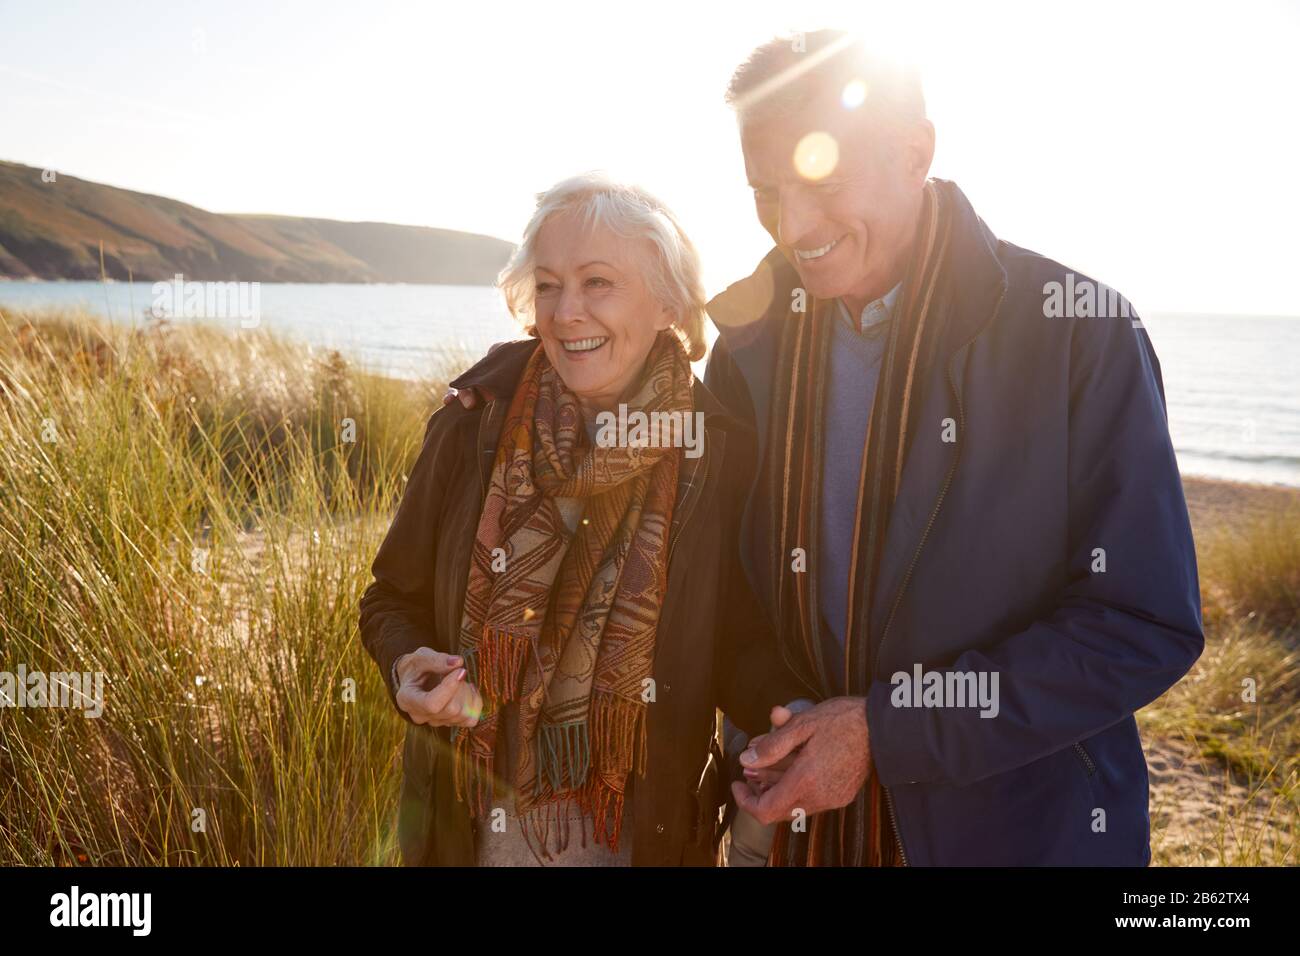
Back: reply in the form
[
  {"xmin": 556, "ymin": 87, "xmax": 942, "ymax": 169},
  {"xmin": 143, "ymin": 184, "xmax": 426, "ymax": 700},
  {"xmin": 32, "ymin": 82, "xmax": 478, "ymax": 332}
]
[{"xmin": 740, "ymin": 95, "xmax": 933, "ymax": 309}]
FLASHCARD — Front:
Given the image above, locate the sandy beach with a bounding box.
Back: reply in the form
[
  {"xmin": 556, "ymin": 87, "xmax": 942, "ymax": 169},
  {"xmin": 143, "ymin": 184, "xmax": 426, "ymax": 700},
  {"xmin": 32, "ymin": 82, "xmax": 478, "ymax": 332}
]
[{"xmin": 1182, "ymin": 475, "xmax": 1300, "ymax": 532}]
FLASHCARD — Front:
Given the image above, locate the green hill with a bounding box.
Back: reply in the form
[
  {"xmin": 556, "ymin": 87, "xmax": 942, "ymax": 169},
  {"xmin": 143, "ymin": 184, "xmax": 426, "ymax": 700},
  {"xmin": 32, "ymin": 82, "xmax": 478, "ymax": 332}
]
[{"xmin": 0, "ymin": 160, "xmax": 514, "ymax": 284}]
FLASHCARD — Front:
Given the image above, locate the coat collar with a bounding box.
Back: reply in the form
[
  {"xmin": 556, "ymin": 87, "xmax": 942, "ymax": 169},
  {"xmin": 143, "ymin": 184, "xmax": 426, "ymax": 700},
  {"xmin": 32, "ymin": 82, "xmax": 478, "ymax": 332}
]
[
  {"xmin": 448, "ymin": 337, "xmax": 538, "ymax": 395},
  {"xmin": 705, "ymin": 178, "xmax": 1008, "ymax": 371}
]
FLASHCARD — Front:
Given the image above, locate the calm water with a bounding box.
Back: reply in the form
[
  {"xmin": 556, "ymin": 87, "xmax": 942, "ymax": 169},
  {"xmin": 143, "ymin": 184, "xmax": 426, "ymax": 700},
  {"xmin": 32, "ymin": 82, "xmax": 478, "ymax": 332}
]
[
  {"xmin": 2, "ymin": 281, "xmax": 1297, "ymax": 487},
  {"xmin": 0, "ymin": 281, "xmax": 522, "ymax": 381}
]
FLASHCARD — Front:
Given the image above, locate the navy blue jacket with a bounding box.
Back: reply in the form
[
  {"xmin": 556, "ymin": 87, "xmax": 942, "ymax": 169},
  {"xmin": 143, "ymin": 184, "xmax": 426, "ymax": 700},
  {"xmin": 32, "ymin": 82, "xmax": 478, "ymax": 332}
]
[{"xmin": 704, "ymin": 180, "xmax": 1204, "ymax": 865}]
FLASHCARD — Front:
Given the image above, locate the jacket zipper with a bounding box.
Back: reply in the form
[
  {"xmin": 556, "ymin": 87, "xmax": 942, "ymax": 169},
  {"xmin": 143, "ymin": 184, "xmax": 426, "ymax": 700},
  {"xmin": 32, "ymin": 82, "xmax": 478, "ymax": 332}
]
[
  {"xmin": 872, "ymin": 283, "xmax": 1008, "ymax": 868},
  {"xmin": 883, "ymin": 787, "xmax": 908, "ymax": 866},
  {"xmin": 1073, "ymin": 741, "xmax": 1097, "ymax": 776},
  {"xmin": 873, "ymin": 362, "xmax": 962, "ymax": 869}
]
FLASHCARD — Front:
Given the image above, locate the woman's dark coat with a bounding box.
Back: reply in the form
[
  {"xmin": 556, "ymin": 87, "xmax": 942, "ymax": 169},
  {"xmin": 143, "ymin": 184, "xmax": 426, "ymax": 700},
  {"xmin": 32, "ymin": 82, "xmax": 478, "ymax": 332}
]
[{"xmin": 359, "ymin": 339, "xmax": 805, "ymax": 866}]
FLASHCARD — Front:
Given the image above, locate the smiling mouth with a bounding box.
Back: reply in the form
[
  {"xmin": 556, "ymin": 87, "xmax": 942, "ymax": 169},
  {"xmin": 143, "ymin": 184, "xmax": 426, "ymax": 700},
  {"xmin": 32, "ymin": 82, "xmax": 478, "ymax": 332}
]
[
  {"xmin": 561, "ymin": 336, "xmax": 608, "ymax": 353},
  {"xmin": 794, "ymin": 236, "xmax": 845, "ymax": 261}
]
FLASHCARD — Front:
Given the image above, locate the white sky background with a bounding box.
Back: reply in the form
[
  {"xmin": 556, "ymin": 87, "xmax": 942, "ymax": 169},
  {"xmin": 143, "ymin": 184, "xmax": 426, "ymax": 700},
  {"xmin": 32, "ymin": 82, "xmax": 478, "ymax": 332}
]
[{"xmin": 2, "ymin": 0, "xmax": 1299, "ymax": 315}]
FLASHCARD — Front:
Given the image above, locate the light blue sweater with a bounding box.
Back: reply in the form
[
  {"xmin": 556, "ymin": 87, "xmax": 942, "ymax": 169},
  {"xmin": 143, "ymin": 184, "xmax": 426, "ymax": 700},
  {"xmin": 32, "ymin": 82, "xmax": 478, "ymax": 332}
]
[{"xmin": 817, "ymin": 285, "xmax": 900, "ymax": 692}]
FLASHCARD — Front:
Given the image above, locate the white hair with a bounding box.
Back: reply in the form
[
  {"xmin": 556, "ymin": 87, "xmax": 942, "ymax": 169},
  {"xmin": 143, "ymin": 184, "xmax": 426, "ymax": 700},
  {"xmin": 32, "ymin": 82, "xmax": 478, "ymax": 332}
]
[{"xmin": 498, "ymin": 172, "xmax": 707, "ymax": 361}]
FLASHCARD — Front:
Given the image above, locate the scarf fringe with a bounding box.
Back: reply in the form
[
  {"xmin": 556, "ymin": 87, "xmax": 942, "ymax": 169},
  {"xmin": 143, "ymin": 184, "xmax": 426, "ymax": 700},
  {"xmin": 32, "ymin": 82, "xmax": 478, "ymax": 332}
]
[
  {"xmin": 589, "ymin": 689, "xmax": 648, "ymax": 778},
  {"xmin": 538, "ymin": 719, "xmax": 590, "ymax": 793},
  {"xmin": 516, "ymin": 779, "xmax": 628, "ymax": 859},
  {"xmin": 452, "ymin": 692, "xmax": 646, "ymax": 854},
  {"xmin": 520, "ymin": 791, "xmax": 587, "ymax": 861},
  {"xmin": 474, "ymin": 624, "xmax": 532, "ymax": 706},
  {"xmin": 452, "ymin": 716, "xmax": 496, "ymax": 818},
  {"xmin": 465, "ymin": 691, "xmax": 645, "ymax": 859},
  {"xmin": 577, "ymin": 775, "xmax": 627, "ymax": 853},
  {"xmin": 576, "ymin": 691, "xmax": 645, "ymax": 854}
]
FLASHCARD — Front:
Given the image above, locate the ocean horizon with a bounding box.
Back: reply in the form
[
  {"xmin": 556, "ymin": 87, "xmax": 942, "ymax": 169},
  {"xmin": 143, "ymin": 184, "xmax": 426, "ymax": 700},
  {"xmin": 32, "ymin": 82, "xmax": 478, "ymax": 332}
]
[{"xmin": 2, "ymin": 279, "xmax": 1297, "ymax": 489}]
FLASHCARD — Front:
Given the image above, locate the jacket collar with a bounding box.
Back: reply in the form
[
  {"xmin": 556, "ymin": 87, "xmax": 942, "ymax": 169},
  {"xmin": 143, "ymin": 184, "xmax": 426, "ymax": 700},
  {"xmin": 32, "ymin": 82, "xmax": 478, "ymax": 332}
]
[
  {"xmin": 929, "ymin": 178, "xmax": 1008, "ymax": 375},
  {"xmin": 448, "ymin": 337, "xmax": 538, "ymax": 395},
  {"xmin": 705, "ymin": 246, "xmax": 799, "ymax": 353},
  {"xmin": 705, "ymin": 178, "xmax": 1008, "ymax": 370}
]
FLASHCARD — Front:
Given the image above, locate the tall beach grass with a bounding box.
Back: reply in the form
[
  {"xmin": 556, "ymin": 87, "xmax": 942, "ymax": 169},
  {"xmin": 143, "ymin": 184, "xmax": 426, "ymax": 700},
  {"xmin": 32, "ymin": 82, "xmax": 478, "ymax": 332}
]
[
  {"xmin": 0, "ymin": 306, "xmax": 460, "ymax": 865},
  {"xmin": 0, "ymin": 306, "xmax": 1295, "ymax": 865}
]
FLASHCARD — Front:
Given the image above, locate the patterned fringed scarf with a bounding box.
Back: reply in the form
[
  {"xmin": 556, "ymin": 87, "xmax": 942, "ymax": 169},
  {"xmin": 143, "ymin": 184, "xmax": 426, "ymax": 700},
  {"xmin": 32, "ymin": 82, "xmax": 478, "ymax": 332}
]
[
  {"xmin": 767, "ymin": 181, "xmax": 954, "ymax": 867},
  {"xmin": 453, "ymin": 330, "xmax": 690, "ymax": 858}
]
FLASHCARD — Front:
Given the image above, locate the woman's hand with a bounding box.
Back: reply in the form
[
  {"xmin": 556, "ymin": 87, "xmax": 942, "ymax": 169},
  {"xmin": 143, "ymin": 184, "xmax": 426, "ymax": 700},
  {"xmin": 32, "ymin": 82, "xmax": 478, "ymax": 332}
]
[{"xmin": 393, "ymin": 648, "xmax": 483, "ymax": 727}]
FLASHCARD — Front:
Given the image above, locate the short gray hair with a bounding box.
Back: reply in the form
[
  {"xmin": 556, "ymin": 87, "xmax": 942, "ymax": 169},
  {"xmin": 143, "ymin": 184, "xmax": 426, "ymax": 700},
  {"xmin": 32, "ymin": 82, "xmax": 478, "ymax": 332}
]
[
  {"xmin": 726, "ymin": 29, "xmax": 925, "ymax": 130},
  {"xmin": 498, "ymin": 172, "xmax": 707, "ymax": 361}
]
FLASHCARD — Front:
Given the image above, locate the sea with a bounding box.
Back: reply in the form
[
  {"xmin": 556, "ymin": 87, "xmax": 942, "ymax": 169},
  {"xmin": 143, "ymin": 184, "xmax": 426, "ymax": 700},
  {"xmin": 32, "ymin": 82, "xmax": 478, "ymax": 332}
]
[{"xmin": 1, "ymin": 280, "xmax": 1296, "ymax": 488}]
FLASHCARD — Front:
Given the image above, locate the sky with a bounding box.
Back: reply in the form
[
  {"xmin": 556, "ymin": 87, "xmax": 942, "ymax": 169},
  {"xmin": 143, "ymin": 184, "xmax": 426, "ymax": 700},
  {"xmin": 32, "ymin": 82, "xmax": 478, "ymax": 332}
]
[{"xmin": 2, "ymin": 0, "xmax": 1299, "ymax": 315}]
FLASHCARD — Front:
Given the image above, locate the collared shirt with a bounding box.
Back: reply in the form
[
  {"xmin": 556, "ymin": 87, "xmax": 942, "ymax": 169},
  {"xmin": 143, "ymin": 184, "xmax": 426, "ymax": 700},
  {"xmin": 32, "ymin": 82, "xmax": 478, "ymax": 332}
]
[{"xmin": 835, "ymin": 281, "xmax": 903, "ymax": 335}]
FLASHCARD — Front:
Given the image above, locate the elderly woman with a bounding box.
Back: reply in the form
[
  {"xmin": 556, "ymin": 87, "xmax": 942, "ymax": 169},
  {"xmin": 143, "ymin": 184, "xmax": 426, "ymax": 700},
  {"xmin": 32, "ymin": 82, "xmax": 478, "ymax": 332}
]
[{"xmin": 359, "ymin": 173, "xmax": 804, "ymax": 866}]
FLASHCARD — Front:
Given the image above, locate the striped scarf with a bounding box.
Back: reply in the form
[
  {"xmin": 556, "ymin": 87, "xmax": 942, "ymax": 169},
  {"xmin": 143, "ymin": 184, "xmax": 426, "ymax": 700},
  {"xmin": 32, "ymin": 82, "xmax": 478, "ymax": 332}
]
[
  {"xmin": 452, "ymin": 331, "xmax": 689, "ymax": 858},
  {"xmin": 767, "ymin": 180, "xmax": 953, "ymax": 866}
]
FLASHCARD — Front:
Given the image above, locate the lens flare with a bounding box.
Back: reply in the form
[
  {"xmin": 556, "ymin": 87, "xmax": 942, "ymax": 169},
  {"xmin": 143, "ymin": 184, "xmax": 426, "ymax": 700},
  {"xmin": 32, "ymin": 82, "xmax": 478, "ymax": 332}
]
[
  {"xmin": 841, "ymin": 78, "xmax": 869, "ymax": 109},
  {"xmin": 793, "ymin": 131, "xmax": 839, "ymax": 181}
]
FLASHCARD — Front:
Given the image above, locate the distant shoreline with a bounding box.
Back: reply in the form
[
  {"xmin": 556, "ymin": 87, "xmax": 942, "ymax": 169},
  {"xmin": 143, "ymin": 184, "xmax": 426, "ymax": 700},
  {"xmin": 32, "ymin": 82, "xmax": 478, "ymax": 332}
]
[{"xmin": 0, "ymin": 160, "xmax": 515, "ymax": 285}]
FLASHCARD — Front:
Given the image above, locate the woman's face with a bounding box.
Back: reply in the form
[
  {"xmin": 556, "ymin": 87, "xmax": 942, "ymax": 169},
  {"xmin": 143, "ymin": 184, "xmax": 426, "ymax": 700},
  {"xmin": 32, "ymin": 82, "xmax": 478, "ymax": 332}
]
[{"xmin": 532, "ymin": 211, "xmax": 673, "ymax": 414}]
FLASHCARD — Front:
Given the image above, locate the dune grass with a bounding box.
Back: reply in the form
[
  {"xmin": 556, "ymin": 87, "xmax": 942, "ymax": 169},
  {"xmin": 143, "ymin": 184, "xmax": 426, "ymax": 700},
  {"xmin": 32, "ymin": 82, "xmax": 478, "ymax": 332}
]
[
  {"xmin": 1197, "ymin": 505, "xmax": 1300, "ymax": 635},
  {"xmin": 1137, "ymin": 504, "xmax": 1299, "ymax": 865},
  {"xmin": 0, "ymin": 306, "xmax": 1295, "ymax": 866},
  {"xmin": 0, "ymin": 306, "xmax": 458, "ymax": 865}
]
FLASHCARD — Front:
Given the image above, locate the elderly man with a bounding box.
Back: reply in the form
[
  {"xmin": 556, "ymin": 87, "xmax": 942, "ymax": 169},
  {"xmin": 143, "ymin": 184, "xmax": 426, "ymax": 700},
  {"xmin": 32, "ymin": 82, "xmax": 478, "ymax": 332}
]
[{"xmin": 708, "ymin": 29, "xmax": 1204, "ymax": 866}]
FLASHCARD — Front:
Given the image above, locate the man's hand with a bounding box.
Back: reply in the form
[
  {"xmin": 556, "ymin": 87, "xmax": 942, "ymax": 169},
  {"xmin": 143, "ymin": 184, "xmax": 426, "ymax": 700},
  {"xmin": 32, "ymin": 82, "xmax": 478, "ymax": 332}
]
[
  {"xmin": 440, "ymin": 341, "xmax": 510, "ymax": 408},
  {"xmin": 441, "ymin": 386, "xmax": 486, "ymax": 409},
  {"xmin": 730, "ymin": 696, "xmax": 871, "ymax": 825},
  {"xmin": 394, "ymin": 648, "xmax": 483, "ymax": 727},
  {"xmin": 740, "ymin": 701, "xmax": 811, "ymax": 794}
]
